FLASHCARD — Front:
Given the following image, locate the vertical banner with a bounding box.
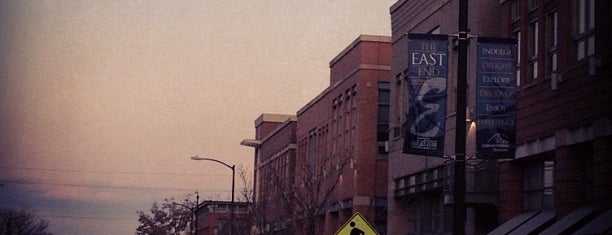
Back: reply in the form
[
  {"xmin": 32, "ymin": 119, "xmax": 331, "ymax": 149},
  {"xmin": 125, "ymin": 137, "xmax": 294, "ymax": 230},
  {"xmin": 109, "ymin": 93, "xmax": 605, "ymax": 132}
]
[
  {"xmin": 403, "ymin": 34, "xmax": 448, "ymax": 157},
  {"xmin": 476, "ymin": 38, "xmax": 517, "ymax": 158}
]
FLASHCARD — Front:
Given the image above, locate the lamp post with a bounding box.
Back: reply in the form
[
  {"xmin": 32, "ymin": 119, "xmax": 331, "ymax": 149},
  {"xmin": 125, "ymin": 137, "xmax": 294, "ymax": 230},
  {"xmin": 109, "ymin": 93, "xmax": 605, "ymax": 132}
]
[
  {"xmin": 191, "ymin": 155, "xmax": 235, "ymax": 235},
  {"xmin": 453, "ymin": 0, "xmax": 468, "ymax": 234}
]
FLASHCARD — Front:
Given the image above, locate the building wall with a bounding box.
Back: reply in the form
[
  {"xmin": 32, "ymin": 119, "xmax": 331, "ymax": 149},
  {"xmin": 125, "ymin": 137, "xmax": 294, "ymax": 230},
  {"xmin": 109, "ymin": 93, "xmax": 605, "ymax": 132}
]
[
  {"xmin": 388, "ymin": 0, "xmax": 508, "ymax": 234},
  {"xmin": 244, "ymin": 36, "xmax": 391, "ymax": 234},
  {"xmin": 195, "ymin": 201, "xmax": 250, "ymax": 235},
  {"xmin": 389, "ymin": 0, "xmax": 612, "ymax": 233},
  {"xmin": 512, "ymin": 1, "xmax": 612, "ymax": 143},
  {"xmin": 496, "ymin": 0, "xmax": 612, "ymax": 227},
  {"xmin": 258, "ymin": 118, "xmax": 296, "ymax": 222},
  {"xmin": 296, "ymin": 35, "xmax": 391, "ymax": 234},
  {"xmin": 255, "ymin": 114, "xmax": 295, "ymax": 140},
  {"xmin": 248, "ymin": 114, "xmax": 296, "ymax": 234}
]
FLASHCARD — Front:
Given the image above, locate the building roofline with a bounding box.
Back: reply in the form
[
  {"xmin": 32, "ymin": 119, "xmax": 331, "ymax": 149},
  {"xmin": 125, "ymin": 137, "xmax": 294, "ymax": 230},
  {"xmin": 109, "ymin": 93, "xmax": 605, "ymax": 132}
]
[
  {"xmin": 329, "ymin": 34, "xmax": 391, "ymax": 68},
  {"xmin": 254, "ymin": 113, "xmax": 296, "ymax": 127},
  {"xmin": 260, "ymin": 117, "xmax": 297, "ymax": 145},
  {"xmin": 297, "ymin": 64, "xmax": 390, "ymax": 115},
  {"xmin": 243, "ymin": 113, "xmax": 297, "ymax": 148},
  {"xmin": 297, "ymin": 35, "xmax": 391, "ymax": 116}
]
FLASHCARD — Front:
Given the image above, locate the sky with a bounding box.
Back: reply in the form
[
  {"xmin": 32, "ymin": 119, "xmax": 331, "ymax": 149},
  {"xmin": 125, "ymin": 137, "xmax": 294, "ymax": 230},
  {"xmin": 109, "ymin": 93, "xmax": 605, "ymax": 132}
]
[{"xmin": 0, "ymin": 1, "xmax": 394, "ymax": 234}]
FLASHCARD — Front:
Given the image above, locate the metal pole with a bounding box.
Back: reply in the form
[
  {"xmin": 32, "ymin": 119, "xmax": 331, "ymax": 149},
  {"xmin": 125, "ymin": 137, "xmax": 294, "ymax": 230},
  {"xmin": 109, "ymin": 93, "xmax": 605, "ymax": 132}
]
[
  {"xmin": 453, "ymin": 0, "xmax": 468, "ymax": 234},
  {"xmin": 230, "ymin": 165, "xmax": 235, "ymax": 235},
  {"xmin": 195, "ymin": 194, "xmax": 199, "ymax": 235},
  {"xmin": 191, "ymin": 205, "xmax": 194, "ymax": 235},
  {"xmin": 190, "ymin": 156, "xmax": 235, "ymax": 235}
]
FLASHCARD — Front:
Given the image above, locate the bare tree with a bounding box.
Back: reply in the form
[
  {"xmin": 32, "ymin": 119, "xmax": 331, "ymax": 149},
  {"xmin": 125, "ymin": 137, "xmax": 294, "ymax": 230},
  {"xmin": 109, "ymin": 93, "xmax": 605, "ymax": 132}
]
[
  {"xmin": 287, "ymin": 152, "xmax": 351, "ymax": 235},
  {"xmin": 238, "ymin": 161, "xmax": 299, "ymax": 234},
  {"xmin": 136, "ymin": 193, "xmax": 197, "ymax": 235},
  {"xmin": 0, "ymin": 208, "xmax": 53, "ymax": 235},
  {"xmin": 239, "ymin": 149, "xmax": 351, "ymax": 235},
  {"xmin": 237, "ymin": 166, "xmax": 267, "ymax": 234},
  {"xmin": 242, "ymin": 148, "xmax": 350, "ymax": 235}
]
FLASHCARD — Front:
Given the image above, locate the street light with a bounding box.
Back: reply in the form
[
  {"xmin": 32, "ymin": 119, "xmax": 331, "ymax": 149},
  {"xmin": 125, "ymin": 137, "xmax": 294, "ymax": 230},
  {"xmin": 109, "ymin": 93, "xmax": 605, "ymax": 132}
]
[
  {"xmin": 191, "ymin": 155, "xmax": 235, "ymax": 235},
  {"xmin": 453, "ymin": 0, "xmax": 468, "ymax": 234}
]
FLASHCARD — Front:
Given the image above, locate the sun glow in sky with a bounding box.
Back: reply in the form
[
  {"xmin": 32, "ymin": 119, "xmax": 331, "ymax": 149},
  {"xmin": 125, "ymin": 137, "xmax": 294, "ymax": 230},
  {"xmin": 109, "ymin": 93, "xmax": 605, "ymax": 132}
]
[{"xmin": 0, "ymin": 1, "xmax": 394, "ymax": 234}]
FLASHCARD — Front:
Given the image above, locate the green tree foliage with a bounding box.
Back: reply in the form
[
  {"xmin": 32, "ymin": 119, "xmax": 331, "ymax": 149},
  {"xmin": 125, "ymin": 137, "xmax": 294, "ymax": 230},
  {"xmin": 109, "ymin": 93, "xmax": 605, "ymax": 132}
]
[
  {"xmin": 0, "ymin": 208, "xmax": 53, "ymax": 235},
  {"xmin": 136, "ymin": 194, "xmax": 197, "ymax": 235}
]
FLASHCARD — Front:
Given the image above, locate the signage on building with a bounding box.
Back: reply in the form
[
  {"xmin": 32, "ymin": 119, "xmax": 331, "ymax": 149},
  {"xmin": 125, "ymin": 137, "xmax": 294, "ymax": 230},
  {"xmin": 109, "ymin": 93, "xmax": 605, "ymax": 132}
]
[
  {"xmin": 403, "ymin": 34, "xmax": 449, "ymax": 157},
  {"xmin": 476, "ymin": 37, "xmax": 517, "ymax": 158},
  {"xmin": 334, "ymin": 212, "xmax": 379, "ymax": 235}
]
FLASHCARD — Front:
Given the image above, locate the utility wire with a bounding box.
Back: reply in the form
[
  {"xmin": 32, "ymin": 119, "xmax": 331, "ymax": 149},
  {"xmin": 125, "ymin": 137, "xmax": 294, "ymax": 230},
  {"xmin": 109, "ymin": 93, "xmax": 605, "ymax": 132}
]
[
  {"xmin": 43, "ymin": 214, "xmax": 134, "ymax": 221},
  {"xmin": 0, "ymin": 165, "xmax": 224, "ymax": 177},
  {"xmin": 0, "ymin": 179, "xmax": 231, "ymax": 193}
]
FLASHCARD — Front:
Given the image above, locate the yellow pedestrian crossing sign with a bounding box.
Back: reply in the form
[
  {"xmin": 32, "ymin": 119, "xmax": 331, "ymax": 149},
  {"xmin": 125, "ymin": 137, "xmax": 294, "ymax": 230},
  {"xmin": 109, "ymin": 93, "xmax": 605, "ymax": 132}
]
[{"xmin": 334, "ymin": 212, "xmax": 380, "ymax": 235}]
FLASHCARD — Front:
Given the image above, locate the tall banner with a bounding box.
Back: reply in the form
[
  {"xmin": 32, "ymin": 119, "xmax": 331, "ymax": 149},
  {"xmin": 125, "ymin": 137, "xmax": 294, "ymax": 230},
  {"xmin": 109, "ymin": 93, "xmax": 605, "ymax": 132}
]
[
  {"xmin": 403, "ymin": 34, "xmax": 448, "ymax": 157},
  {"xmin": 476, "ymin": 38, "xmax": 517, "ymax": 158}
]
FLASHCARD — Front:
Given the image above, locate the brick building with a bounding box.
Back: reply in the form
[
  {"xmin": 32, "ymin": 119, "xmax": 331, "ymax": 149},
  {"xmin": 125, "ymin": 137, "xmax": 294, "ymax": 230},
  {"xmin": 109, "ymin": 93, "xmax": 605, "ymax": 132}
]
[
  {"xmin": 295, "ymin": 35, "xmax": 391, "ymax": 234},
  {"xmin": 243, "ymin": 35, "xmax": 391, "ymax": 234},
  {"xmin": 194, "ymin": 201, "xmax": 250, "ymax": 235},
  {"xmin": 490, "ymin": 0, "xmax": 612, "ymax": 234},
  {"xmin": 241, "ymin": 113, "xmax": 297, "ymax": 234},
  {"xmin": 387, "ymin": 1, "xmax": 506, "ymax": 234},
  {"xmin": 387, "ymin": 0, "xmax": 612, "ymax": 234}
]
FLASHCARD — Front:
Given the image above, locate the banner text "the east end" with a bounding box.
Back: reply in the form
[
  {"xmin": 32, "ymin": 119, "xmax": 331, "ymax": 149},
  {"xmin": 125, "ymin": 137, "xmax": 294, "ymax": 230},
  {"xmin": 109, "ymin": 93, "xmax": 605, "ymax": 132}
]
[{"xmin": 411, "ymin": 42, "xmax": 448, "ymax": 77}]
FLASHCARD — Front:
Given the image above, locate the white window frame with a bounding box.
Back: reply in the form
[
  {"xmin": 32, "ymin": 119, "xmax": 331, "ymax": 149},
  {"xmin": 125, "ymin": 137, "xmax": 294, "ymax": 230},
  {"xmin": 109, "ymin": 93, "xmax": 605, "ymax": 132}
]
[{"xmin": 576, "ymin": 0, "xmax": 595, "ymax": 61}]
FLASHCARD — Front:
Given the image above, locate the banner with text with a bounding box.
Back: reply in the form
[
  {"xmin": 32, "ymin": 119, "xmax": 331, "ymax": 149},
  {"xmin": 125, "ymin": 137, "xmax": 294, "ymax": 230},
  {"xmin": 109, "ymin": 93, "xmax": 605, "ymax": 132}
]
[
  {"xmin": 403, "ymin": 34, "xmax": 448, "ymax": 157},
  {"xmin": 476, "ymin": 38, "xmax": 517, "ymax": 158}
]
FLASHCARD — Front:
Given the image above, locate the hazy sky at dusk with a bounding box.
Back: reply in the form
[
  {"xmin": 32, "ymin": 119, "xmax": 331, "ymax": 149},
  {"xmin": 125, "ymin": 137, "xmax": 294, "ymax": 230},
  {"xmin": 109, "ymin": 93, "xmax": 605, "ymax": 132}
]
[{"xmin": 0, "ymin": 1, "xmax": 394, "ymax": 234}]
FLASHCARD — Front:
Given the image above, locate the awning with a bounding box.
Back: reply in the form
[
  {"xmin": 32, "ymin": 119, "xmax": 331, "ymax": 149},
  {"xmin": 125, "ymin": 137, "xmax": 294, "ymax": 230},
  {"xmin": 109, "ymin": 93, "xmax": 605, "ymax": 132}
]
[
  {"xmin": 540, "ymin": 206, "xmax": 594, "ymax": 235},
  {"xmin": 508, "ymin": 210, "xmax": 555, "ymax": 235},
  {"xmin": 487, "ymin": 211, "xmax": 539, "ymax": 235},
  {"xmin": 572, "ymin": 208, "xmax": 612, "ymax": 235}
]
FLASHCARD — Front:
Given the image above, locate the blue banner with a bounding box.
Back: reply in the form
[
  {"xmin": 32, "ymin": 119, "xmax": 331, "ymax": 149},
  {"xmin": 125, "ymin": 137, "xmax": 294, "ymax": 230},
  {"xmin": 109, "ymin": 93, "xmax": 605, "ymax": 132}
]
[
  {"xmin": 403, "ymin": 34, "xmax": 448, "ymax": 157},
  {"xmin": 476, "ymin": 38, "xmax": 517, "ymax": 158}
]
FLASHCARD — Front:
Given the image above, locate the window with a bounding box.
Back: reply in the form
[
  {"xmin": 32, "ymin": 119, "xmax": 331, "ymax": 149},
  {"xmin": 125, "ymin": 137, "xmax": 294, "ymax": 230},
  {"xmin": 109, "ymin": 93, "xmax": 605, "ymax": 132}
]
[
  {"xmin": 336, "ymin": 94, "xmax": 343, "ymax": 152},
  {"xmin": 393, "ymin": 75, "xmax": 402, "ymax": 138},
  {"xmin": 374, "ymin": 198, "xmax": 388, "ymax": 234},
  {"xmin": 377, "ymin": 82, "xmax": 390, "ymax": 154},
  {"xmin": 543, "ymin": 161, "xmax": 555, "ymax": 209},
  {"xmin": 351, "ymin": 86, "xmax": 357, "ymax": 129},
  {"xmin": 309, "ymin": 130, "xmax": 317, "ymax": 173},
  {"xmin": 418, "ymin": 195, "xmax": 444, "ymax": 234},
  {"xmin": 576, "ymin": 0, "xmax": 595, "ymax": 61},
  {"xmin": 524, "ymin": 160, "xmax": 555, "ymax": 211},
  {"xmin": 332, "ymin": 99, "xmax": 337, "ymax": 154},
  {"xmin": 511, "ymin": 0, "xmax": 520, "ymax": 20},
  {"xmin": 528, "ymin": 21, "xmax": 539, "ymax": 81},
  {"xmin": 529, "ymin": 21, "xmax": 538, "ymax": 59},
  {"xmin": 529, "ymin": 0, "xmax": 538, "ymax": 10},
  {"xmin": 350, "ymin": 86, "xmax": 357, "ymax": 153},
  {"xmin": 547, "ymin": 11, "xmax": 558, "ymax": 75}
]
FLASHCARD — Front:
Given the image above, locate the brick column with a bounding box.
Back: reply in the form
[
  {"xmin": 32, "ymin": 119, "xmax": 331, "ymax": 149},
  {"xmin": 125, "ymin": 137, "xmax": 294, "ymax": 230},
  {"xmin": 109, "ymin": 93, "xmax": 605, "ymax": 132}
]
[
  {"xmin": 593, "ymin": 135, "xmax": 612, "ymax": 210},
  {"xmin": 497, "ymin": 160, "xmax": 523, "ymax": 222},
  {"xmin": 554, "ymin": 145, "xmax": 587, "ymax": 216}
]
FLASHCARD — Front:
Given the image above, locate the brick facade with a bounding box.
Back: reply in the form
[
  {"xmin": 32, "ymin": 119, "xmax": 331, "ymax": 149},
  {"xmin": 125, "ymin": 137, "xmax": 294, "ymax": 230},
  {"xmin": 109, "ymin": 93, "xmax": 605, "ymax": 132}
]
[
  {"xmin": 194, "ymin": 201, "xmax": 250, "ymax": 235},
  {"xmin": 243, "ymin": 35, "xmax": 391, "ymax": 234},
  {"xmin": 295, "ymin": 35, "xmax": 391, "ymax": 234},
  {"xmin": 242, "ymin": 114, "xmax": 296, "ymax": 234},
  {"xmin": 389, "ymin": 0, "xmax": 612, "ymax": 234},
  {"xmin": 239, "ymin": 1, "xmax": 611, "ymax": 234}
]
